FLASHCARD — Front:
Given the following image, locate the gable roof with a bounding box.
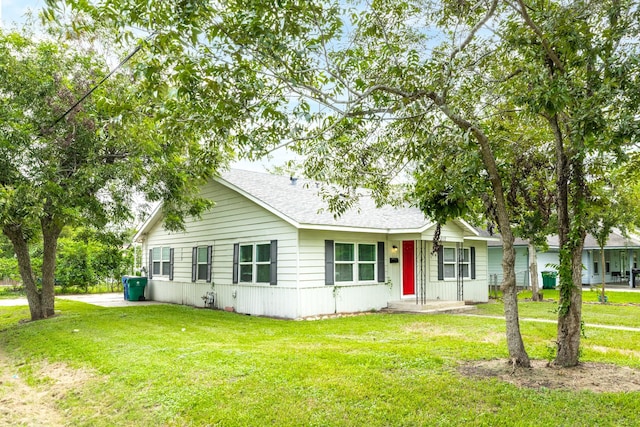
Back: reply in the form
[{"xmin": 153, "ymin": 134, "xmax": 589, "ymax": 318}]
[
  {"xmin": 134, "ymin": 169, "xmax": 488, "ymax": 240},
  {"xmin": 488, "ymin": 230, "xmax": 640, "ymax": 249}
]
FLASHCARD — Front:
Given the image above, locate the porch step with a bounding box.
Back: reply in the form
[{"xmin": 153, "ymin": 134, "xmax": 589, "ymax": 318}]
[{"xmin": 384, "ymin": 300, "xmax": 476, "ymax": 314}]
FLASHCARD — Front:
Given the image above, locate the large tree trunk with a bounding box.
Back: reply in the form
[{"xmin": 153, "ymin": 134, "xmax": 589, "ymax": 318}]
[
  {"xmin": 529, "ymin": 242, "xmax": 541, "ymax": 301},
  {"xmin": 3, "ymin": 224, "xmax": 44, "ymax": 321},
  {"xmin": 501, "ymin": 230, "xmax": 530, "ymax": 366},
  {"xmin": 41, "ymin": 216, "xmax": 63, "ymax": 318},
  {"xmin": 600, "ymin": 245, "xmax": 606, "ymax": 303},
  {"xmin": 555, "ymin": 243, "xmax": 584, "ymax": 366},
  {"xmin": 432, "ymin": 97, "xmax": 530, "ymax": 367},
  {"xmin": 550, "ymin": 113, "xmax": 584, "ymax": 367}
]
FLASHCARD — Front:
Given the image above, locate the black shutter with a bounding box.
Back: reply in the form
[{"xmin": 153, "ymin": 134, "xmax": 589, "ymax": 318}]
[
  {"xmin": 270, "ymin": 240, "xmax": 278, "ymax": 286},
  {"xmin": 191, "ymin": 247, "xmax": 197, "ymax": 282},
  {"xmin": 437, "ymin": 246, "xmax": 444, "ymax": 281},
  {"xmin": 169, "ymin": 248, "xmax": 174, "ymax": 281},
  {"xmin": 471, "ymin": 247, "xmax": 476, "ymax": 279},
  {"xmin": 232, "ymin": 243, "xmax": 239, "ymax": 284},
  {"xmin": 206, "ymin": 245, "xmax": 213, "ymax": 283},
  {"xmin": 325, "ymin": 240, "xmax": 334, "ymax": 285},
  {"xmin": 148, "ymin": 249, "xmax": 153, "ymax": 279},
  {"xmin": 377, "ymin": 242, "xmax": 385, "ymax": 283}
]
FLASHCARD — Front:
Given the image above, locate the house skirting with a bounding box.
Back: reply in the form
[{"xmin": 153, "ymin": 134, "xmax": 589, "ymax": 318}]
[{"xmin": 146, "ymin": 280, "xmax": 393, "ymax": 319}]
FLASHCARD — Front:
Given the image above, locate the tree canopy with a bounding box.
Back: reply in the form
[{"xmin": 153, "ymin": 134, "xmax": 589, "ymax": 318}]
[
  {"xmin": 44, "ymin": 0, "xmax": 640, "ymax": 367},
  {"xmin": 0, "ymin": 27, "xmax": 217, "ymax": 319}
]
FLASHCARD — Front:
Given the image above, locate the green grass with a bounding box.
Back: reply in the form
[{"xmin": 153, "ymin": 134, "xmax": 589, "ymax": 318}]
[
  {"xmin": 1, "ymin": 296, "xmax": 639, "ymax": 426},
  {"xmin": 477, "ymin": 290, "xmax": 640, "ymax": 329}
]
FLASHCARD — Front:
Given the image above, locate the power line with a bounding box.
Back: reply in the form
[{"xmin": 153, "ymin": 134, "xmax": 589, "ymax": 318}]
[{"xmin": 48, "ymin": 32, "xmax": 156, "ymax": 130}]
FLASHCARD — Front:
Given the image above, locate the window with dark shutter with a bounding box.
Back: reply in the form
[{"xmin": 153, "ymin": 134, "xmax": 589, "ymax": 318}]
[
  {"xmin": 169, "ymin": 248, "xmax": 174, "ymax": 281},
  {"xmin": 191, "ymin": 247, "xmax": 197, "ymax": 282},
  {"xmin": 232, "ymin": 243, "xmax": 239, "ymax": 284},
  {"xmin": 470, "ymin": 247, "xmax": 476, "ymax": 279},
  {"xmin": 437, "ymin": 246, "xmax": 444, "ymax": 281},
  {"xmin": 206, "ymin": 245, "xmax": 213, "ymax": 283},
  {"xmin": 270, "ymin": 240, "xmax": 277, "ymax": 286},
  {"xmin": 377, "ymin": 242, "xmax": 385, "ymax": 283},
  {"xmin": 325, "ymin": 240, "xmax": 334, "ymax": 285},
  {"xmin": 148, "ymin": 249, "xmax": 153, "ymax": 279}
]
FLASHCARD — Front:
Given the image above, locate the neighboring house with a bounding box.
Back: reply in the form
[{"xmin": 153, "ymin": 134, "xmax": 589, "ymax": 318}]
[
  {"xmin": 133, "ymin": 169, "xmax": 493, "ymax": 319},
  {"xmin": 488, "ymin": 231, "xmax": 640, "ymax": 287}
]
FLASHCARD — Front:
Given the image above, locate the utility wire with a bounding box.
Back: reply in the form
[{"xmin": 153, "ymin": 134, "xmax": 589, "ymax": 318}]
[{"xmin": 49, "ymin": 32, "xmax": 157, "ymax": 130}]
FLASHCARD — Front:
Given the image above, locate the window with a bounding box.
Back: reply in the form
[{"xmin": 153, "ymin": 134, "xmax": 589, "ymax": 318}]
[
  {"xmin": 335, "ymin": 243, "xmax": 354, "ymax": 282},
  {"xmin": 239, "ymin": 244, "xmax": 254, "ymax": 282},
  {"xmin": 334, "ymin": 242, "xmax": 377, "ymax": 283},
  {"xmin": 438, "ymin": 246, "xmax": 475, "ymax": 280},
  {"xmin": 255, "ymin": 243, "xmax": 271, "ymax": 283},
  {"xmin": 234, "ymin": 242, "xmax": 275, "ymax": 284},
  {"xmin": 358, "ymin": 243, "xmax": 376, "ymax": 281},
  {"xmin": 192, "ymin": 246, "xmax": 212, "ymax": 282},
  {"xmin": 443, "ymin": 247, "xmax": 456, "ymax": 279},
  {"xmin": 152, "ymin": 247, "xmax": 172, "ymax": 276},
  {"xmin": 460, "ymin": 248, "xmax": 470, "ymax": 278},
  {"xmin": 593, "ymin": 261, "xmax": 599, "ymax": 275}
]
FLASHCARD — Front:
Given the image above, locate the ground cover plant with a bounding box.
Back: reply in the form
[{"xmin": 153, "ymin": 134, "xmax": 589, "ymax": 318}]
[{"xmin": 0, "ymin": 297, "xmax": 639, "ymax": 426}]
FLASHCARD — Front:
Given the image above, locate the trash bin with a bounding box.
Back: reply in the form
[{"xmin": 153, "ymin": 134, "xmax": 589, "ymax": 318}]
[
  {"xmin": 122, "ymin": 276, "xmax": 130, "ymax": 301},
  {"xmin": 126, "ymin": 277, "xmax": 148, "ymax": 301},
  {"xmin": 541, "ymin": 271, "xmax": 557, "ymax": 289}
]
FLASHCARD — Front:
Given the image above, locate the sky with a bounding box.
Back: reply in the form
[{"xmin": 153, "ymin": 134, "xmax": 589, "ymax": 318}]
[
  {"xmin": 1, "ymin": 0, "xmax": 44, "ymax": 28},
  {"xmin": 0, "ymin": 0, "xmax": 296, "ymax": 174}
]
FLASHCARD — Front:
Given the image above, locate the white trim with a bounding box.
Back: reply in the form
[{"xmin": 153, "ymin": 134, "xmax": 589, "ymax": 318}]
[{"xmin": 132, "ymin": 172, "xmax": 496, "ymax": 243}]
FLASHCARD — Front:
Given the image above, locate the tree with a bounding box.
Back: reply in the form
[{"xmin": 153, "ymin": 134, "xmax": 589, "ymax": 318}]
[
  {"xmin": 47, "ymin": 0, "xmax": 640, "ymax": 369},
  {"xmin": 0, "ymin": 28, "xmax": 216, "ymax": 320},
  {"xmin": 503, "ymin": 0, "xmax": 640, "ymax": 366},
  {"xmin": 45, "ymin": 0, "xmax": 539, "ymax": 367}
]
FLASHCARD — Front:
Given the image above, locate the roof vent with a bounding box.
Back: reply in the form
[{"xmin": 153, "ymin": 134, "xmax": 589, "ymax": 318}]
[{"xmin": 290, "ymin": 176, "xmax": 298, "ymax": 185}]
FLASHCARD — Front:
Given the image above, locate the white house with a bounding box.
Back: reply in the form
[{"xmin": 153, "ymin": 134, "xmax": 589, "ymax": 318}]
[
  {"xmin": 488, "ymin": 231, "xmax": 640, "ymax": 288},
  {"xmin": 133, "ymin": 169, "xmax": 493, "ymax": 319}
]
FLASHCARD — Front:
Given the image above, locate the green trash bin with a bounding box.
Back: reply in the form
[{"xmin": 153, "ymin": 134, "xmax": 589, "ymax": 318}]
[
  {"xmin": 126, "ymin": 277, "xmax": 148, "ymax": 301},
  {"xmin": 541, "ymin": 271, "xmax": 557, "ymax": 289}
]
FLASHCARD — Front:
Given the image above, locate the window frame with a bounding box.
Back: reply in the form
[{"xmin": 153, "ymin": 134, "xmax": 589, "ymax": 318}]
[
  {"xmin": 459, "ymin": 248, "xmax": 471, "ymax": 279},
  {"xmin": 237, "ymin": 242, "xmax": 272, "ymax": 284},
  {"xmin": 151, "ymin": 246, "xmax": 172, "ymax": 277},
  {"xmin": 440, "ymin": 246, "xmax": 471, "ymax": 280},
  {"xmin": 334, "ymin": 242, "xmax": 377, "ymax": 283},
  {"xmin": 442, "ymin": 247, "xmax": 457, "ymax": 279},
  {"xmin": 196, "ymin": 246, "xmax": 209, "ymax": 281}
]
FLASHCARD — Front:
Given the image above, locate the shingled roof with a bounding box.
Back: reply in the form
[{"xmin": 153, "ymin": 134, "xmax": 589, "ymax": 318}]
[
  {"xmin": 488, "ymin": 230, "xmax": 640, "ymax": 249},
  {"xmin": 135, "ymin": 169, "xmax": 488, "ymax": 238},
  {"xmin": 218, "ymin": 169, "xmax": 432, "ymax": 231}
]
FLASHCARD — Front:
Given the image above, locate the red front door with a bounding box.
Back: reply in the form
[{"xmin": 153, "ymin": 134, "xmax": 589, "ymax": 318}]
[{"xmin": 402, "ymin": 241, "xmax": 415, "ymax": 295}]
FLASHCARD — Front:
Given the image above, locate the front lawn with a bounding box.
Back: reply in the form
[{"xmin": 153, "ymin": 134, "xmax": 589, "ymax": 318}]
[
  {"xmin": 477, "ymin": 289, "xmax": 640, "ymax": 329},
  {"xmin": 0, "ymin": 298, "xmax": 639, "ymax": 426}
]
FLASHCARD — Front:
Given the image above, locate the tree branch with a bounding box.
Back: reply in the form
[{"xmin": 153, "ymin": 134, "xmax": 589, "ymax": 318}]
[{"xmin": 511, "ymin": 0, "xmax": 565, "ymax": 72}]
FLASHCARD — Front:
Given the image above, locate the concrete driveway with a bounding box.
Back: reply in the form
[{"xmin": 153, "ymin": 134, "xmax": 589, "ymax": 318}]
[{"xmin": 0, "ymin": 293, "xmax": 164, "ymax": 308}]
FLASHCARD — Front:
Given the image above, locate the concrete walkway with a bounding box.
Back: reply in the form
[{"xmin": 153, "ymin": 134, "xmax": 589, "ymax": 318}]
[
  {"xmin": 461, "ymin": 314, "xmax": 640, "ymax": 333},
  {"xmin": 0, "ymin": 293, "xmax": 164, "ymax": 308}
]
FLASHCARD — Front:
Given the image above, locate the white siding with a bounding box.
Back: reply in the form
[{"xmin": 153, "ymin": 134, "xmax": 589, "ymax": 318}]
[
  {"xmin": 466, "ymin": 240, "xmax": 489, "ymax": 302},
  {"xmin": 420, "ymin": 222, "xmax": 465, "ymax": 243},
  {"xmin": 422, "ymin": 240, "xmax": 488, "ymax": 302},
  {"xmin": 296, "ymin": 230, "xmax": 392, "ymax": 315},
  {"xmin": 141, "ymin": 181, "xmax": 300, "ymax": 318},
  {"xmin": 487, "ymin": 246, "xmax": 530, "ymax": 287},
  {"xmin": 138, "ymin": 179, "xmax": 490, "ymax": 317}
]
